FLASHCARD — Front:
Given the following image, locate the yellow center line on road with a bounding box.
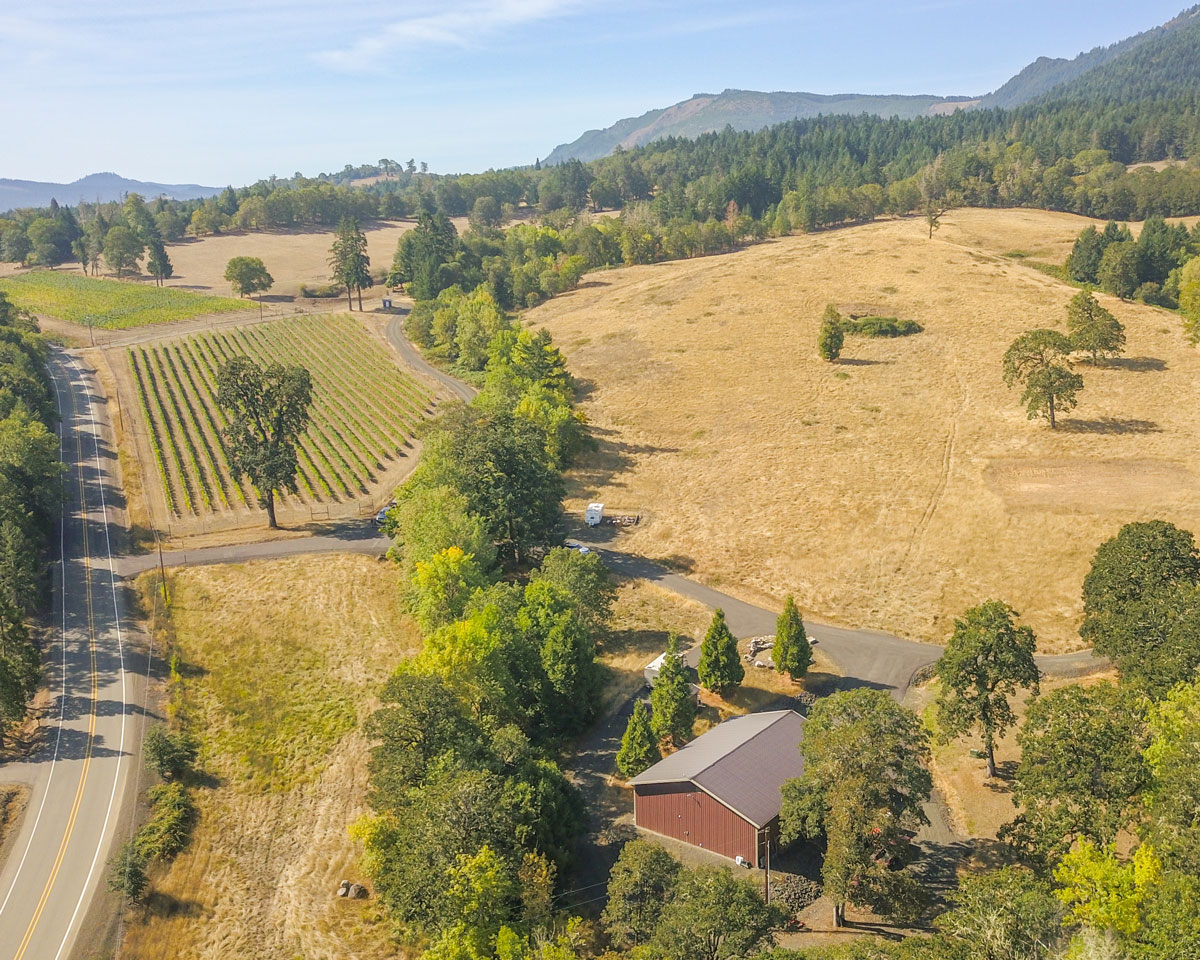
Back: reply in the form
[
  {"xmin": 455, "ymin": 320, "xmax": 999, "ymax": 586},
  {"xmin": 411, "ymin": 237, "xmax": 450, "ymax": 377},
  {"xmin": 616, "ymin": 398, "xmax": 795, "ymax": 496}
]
[{"xmin": 11, "ymin": 375, "xmax": 98, "ymax": 960}]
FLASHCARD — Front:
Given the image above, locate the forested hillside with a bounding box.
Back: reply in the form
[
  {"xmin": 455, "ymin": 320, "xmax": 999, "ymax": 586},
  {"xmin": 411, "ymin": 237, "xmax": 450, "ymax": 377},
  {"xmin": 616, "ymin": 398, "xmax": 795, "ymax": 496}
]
[
  {"xmin": 975, "ymin": 4, "xmax": 1200, "ymax": 108},
  {"xmin": 543, "ymin": 89, "xmax": 972, "ymax": 165}
]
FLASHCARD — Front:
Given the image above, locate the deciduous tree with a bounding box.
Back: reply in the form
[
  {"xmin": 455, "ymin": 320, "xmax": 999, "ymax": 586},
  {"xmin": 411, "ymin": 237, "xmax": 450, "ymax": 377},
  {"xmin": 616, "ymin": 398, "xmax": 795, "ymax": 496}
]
[
  {"xmin": 1002, "ymin": 329, "xmax": 1082, "ymax": 429},
  {"xmin": 1004, "ymin": 683, "xmax": 1148, "ymax": 862},
  {"xmin": 216, "ymin": 356, "xmax": 313, "ymax": 529},
  {"xmin": 223, "ymin": 255, "xmax": 273, "ymax": 299},
  {"xmin": 649, "ymin": 866, "xmax": 779, "ymax": 960},
  {"xmin": 102, "ymin": 225, "xmax": 143, "ymax": 278},
  {"xmin": 1067, "ymin": 288, "xmax": 1125, "ymax": 364},
  {"xmin": 531, "ymin": 546, "xmax": 616, "ymax": 636},
  {"xmin": 602, "ymin": 839, "xmax": 681, "ymax": 949},
  {"xmin": 935, "ymin": 600, "xmax": 1040, "ymax": 779},
  {"xmin": 411, "ymin": 546, "xmax": 488, "ymax": 632},
  {"xmin": 935, "ymin": 867, "xmax": 1063, "ymax": 960},
  {"xmin": 781, "ymin": 688, "xmax": 932, "ymax": 927}
]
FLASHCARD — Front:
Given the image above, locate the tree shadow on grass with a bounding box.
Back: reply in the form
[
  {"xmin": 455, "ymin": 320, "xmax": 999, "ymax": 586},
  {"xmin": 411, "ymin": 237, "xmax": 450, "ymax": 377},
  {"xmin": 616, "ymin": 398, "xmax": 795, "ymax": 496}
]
[
  {"xmin": 1104, "ymin": 356, "xmax": 1166, "ymax": 372},
  {"xmin": 836, "ymin": 358, "xmax": 889, "ymax": 367},
  {"xmin": 143, "ymin": 890, "xmax": 209, "ymax": 919},
  {"xmin": 1060, "ymin": 417, "xmax": 1161, "ymax": 435}
]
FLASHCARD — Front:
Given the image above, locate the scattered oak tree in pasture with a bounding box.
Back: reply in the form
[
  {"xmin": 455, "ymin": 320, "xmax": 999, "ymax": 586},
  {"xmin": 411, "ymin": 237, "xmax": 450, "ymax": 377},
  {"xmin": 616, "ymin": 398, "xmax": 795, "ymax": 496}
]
[
  {"xmin": 1002, "ymin": 682, "xmax": 1148, "ymax": 863},
  {"xmin": 781, "ymin": 688, "xmax": 932, "ymax": 928},
  {"xmin": 1002, "ymin": 328, "xmax": 1082, "ymax": 429},
  {"xmin": 616, "ymin": 699, "xmax": 659, "ymax": 779},
  {"xmin": 818, "ymin": 304, "xmax": 844, "ymax": 362},
  {"xmin": 697, "ymin": 608, "xmax": 743, "ymax": 695},
  {"xmin": 935, "ymin": 599, "xmax": 1040, "ymax": 779},
  {"xmin": 602, "ymin": 839, "xmax": 682, "ymax": 949},
  {"xmin": 223, "ymin": 255, "xmax": 273, "ymax": 302},
  {"xmin": 216, "ymin": 356, "xmax": 313, "ymax": 529},
  {"xmin": 102, "ymin": 225, "xmax": 143, "ymax": 279},
  {"xmin": 918, "ymin": 154, "xmax": 950, "ymax": 238},
  {"xmin": 649, "ymin": 634, "xmax": 695, "ymax": 747},
  {"xmin": 774, "ymin": 594, "xmax": 813, "ymax": 680},
  {"xmin": 145, "ymin": 238, "xmax": 173, "ymax": 287},
  {"xmin": 1067, "ymin": 288, "xmax": 1125, "ymax": 364},
  {"xmin": 329, "ymin": 216, "xmax": 372, "ymax": 311},
  {"xmin": 1080, "ymin": 520, "xmax": 1200, "ymax": 696}
]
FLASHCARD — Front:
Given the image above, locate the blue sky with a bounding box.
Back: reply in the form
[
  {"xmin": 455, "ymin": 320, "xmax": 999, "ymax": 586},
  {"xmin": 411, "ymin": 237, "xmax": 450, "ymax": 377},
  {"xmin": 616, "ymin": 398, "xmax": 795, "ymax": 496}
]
[{"xmin": 0, "ymin": 0, "xmax": 1188, "ymax": 185}]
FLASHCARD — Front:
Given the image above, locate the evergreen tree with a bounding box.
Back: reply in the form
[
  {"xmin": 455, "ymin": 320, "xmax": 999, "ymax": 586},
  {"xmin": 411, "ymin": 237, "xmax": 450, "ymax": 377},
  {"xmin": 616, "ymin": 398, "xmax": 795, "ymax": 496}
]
[
  {"xmin": 650, "ymin": 634, "xmax": 694, "ymax": 746},
  {"xmin": 145, "ymin": 238, "xmax": 173, "ymax": 287},
  {"xmin": 697, "ymin": 608, "xmax": 743, "ymax": 695},
  {"xmin": 818, "ymin": 304, "xmax": 844, "ymax": 362},
  {"xmin": 616, "ymin": 700, "xmax": 658, "ymax": 778},
  {"xmin": 330, "ymin": 216, "xmax": 373, "ymax": 311},
  {"xmin": 774, "ymin": 595, "xmax": 813, "ymax": 680}
]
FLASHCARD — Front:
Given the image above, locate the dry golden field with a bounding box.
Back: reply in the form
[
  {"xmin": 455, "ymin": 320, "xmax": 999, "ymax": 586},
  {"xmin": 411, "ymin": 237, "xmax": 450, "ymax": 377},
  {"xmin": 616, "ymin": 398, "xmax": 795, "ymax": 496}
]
[
  {"xmin": 0, "ymin": 217, "xmax": 468, "ymax": 301},
  {"xmin": 530, "ymin": 208, "xmax": 1200, "ymax": 651},
  {"xmin": 122, "ymin": 555, "xmax": 418, "ymax": 960}
]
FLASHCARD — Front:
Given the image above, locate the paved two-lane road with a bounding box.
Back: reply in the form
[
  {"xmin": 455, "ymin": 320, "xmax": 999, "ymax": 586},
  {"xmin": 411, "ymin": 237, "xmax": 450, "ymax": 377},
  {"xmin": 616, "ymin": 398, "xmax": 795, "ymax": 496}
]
[{"xmin": 0, "ymin": 350, "xmax": 143, "ymax": 960}]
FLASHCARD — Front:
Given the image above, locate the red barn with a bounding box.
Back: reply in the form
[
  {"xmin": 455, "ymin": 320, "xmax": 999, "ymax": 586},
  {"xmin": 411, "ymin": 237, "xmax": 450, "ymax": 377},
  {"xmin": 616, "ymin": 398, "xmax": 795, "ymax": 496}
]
[{"xmin": 630, "ymin": 709, "xmax": 806, "ymax": 867}]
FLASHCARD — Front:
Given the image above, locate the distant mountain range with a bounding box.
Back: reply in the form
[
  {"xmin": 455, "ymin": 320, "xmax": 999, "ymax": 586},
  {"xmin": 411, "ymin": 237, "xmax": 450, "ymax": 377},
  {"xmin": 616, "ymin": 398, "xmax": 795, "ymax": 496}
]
[
  {"xmin": 0, "ymin": 172, "xmax": 219, "ymax": 214},
  {"xmin": 543, "ymin": 4, "xmax": 1200, "ymax": 165}
]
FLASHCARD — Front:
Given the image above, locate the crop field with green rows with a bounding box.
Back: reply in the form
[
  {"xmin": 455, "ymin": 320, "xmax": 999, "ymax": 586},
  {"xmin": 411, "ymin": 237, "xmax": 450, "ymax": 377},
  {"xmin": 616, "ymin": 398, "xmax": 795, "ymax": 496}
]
[
  {"xmin": 0, "ymin": 270, "xmax": 255, "ymax": 329},
  {"xmin": 126, "ymin": 314, "xmax": 433, "ymax": 519}
]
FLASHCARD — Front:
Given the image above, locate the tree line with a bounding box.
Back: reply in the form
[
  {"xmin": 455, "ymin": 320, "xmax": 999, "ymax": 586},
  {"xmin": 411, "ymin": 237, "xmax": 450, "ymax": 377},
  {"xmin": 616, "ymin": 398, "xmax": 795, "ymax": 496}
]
[{"xmin": 0, "ymin": 294, "xmax": 66, "ymax": 741}]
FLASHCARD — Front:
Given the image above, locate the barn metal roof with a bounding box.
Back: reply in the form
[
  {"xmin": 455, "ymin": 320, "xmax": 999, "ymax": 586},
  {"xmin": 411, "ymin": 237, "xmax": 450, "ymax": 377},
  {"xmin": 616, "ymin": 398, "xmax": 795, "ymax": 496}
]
[{"xmin": 629, "ymin": 709, "xmax": 806, "ymax": 828}]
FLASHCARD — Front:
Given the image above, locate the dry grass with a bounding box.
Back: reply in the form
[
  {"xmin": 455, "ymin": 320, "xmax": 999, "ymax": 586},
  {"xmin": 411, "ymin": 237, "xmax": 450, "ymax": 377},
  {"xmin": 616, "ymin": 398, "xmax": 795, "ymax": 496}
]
[
  {"xmin": 0, "ymin": 785, "xmax": 29, "ymax": 864},
  {"xmin": 906, "ymin": 669, "xmax": 1118, "ymax": 839},
  {"xmin": 598, "ymin": 579, "xmax": 711, "ymax": 717},
  {"xmin": 120, "ymin": 554, "xmax": 419, "ymax": 960},
  {"xmin": 529, "ymin": 208, "xmax": 1200, "ymax": 651}
]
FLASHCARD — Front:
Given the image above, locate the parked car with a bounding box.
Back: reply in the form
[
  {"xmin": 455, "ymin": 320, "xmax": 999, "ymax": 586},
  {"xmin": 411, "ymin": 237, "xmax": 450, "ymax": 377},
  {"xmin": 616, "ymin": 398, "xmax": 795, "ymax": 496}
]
[{"xmin": 374, "ymin": 501, "xmax": 396, "ymax": 526}]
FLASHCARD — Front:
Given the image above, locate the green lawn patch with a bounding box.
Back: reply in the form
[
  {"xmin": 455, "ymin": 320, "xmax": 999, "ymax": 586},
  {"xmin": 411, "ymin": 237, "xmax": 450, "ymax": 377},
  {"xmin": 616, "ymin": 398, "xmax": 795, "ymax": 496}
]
[{"xmin": 0, "ymin": 270, "xmax": 255, "ymax": 329}]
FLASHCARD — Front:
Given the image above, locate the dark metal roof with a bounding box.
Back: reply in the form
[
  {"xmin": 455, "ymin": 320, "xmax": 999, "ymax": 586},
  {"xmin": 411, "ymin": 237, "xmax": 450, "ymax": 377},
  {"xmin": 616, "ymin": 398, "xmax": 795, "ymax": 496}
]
[{"xmin": 630, "ymin": 710, "xmax": 806, "ymax": 828}]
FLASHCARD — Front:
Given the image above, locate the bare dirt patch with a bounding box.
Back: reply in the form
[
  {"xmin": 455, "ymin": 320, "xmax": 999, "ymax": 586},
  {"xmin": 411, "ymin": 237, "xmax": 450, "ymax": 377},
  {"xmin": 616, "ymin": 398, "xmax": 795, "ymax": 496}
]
[
  {"xmin": 529, "ymin": 209, "xmax": 1200, "ymax": 650},
  {"xmin": 119, "ymin": 554, "xmax": 419, "ymax": 960}
]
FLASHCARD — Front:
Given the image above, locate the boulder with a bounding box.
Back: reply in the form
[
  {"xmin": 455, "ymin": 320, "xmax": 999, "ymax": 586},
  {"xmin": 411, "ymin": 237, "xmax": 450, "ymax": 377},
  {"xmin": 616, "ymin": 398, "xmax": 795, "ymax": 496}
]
[
  {"xmin": 337, "ymin": 880, "xmax": 351, "ymax": 898},
  {"xmin": 349, "ymin": 883, "xmax": 368, "ymax": 899}
]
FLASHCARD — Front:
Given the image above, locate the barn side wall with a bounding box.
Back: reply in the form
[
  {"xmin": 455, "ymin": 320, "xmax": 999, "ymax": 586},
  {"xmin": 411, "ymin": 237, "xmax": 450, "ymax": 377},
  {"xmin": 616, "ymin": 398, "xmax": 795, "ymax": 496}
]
[{"xmin": 633, "ymin": 782, "xmax": 760, "ymax": 865}]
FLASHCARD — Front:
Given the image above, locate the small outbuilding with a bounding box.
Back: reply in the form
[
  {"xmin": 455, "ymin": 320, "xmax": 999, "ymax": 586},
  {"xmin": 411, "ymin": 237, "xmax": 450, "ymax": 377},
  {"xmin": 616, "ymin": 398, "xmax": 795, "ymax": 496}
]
[{"xmin": 629, "ymin": 709, "xmax": 806, "ymax": 867}]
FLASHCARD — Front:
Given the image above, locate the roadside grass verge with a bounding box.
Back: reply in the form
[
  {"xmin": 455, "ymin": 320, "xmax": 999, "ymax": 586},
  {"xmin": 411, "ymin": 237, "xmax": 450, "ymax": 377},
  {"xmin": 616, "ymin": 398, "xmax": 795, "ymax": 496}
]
[
  {"xmin": 0, "ymin": 270, "xmax": 255, "ymax": 329},
  {"xmin": 123, "ymin": 554, "xmax": 419, "ymax": 960}
]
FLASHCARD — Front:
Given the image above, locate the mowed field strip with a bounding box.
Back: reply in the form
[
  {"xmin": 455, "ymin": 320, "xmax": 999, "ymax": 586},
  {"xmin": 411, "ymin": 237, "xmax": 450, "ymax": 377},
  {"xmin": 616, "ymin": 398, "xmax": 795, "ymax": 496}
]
[
  {"xmin": 0, "ymin": 269, "xmax": 256, "ymax": 328},
  {"xmin": 122, "ymin": 313, "xmax": 433, "ymax": 526},
  {"xmin": 529, "ymin": 208, "xmax": 1200, "ymax": 651}
]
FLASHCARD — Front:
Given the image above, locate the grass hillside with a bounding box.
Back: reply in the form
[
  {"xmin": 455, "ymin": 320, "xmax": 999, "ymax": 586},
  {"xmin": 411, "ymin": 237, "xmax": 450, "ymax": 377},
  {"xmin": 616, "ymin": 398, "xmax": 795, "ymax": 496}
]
[{"xmin": 529, "ymin": 208, "xmax": 1200, "ymax": 651}]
